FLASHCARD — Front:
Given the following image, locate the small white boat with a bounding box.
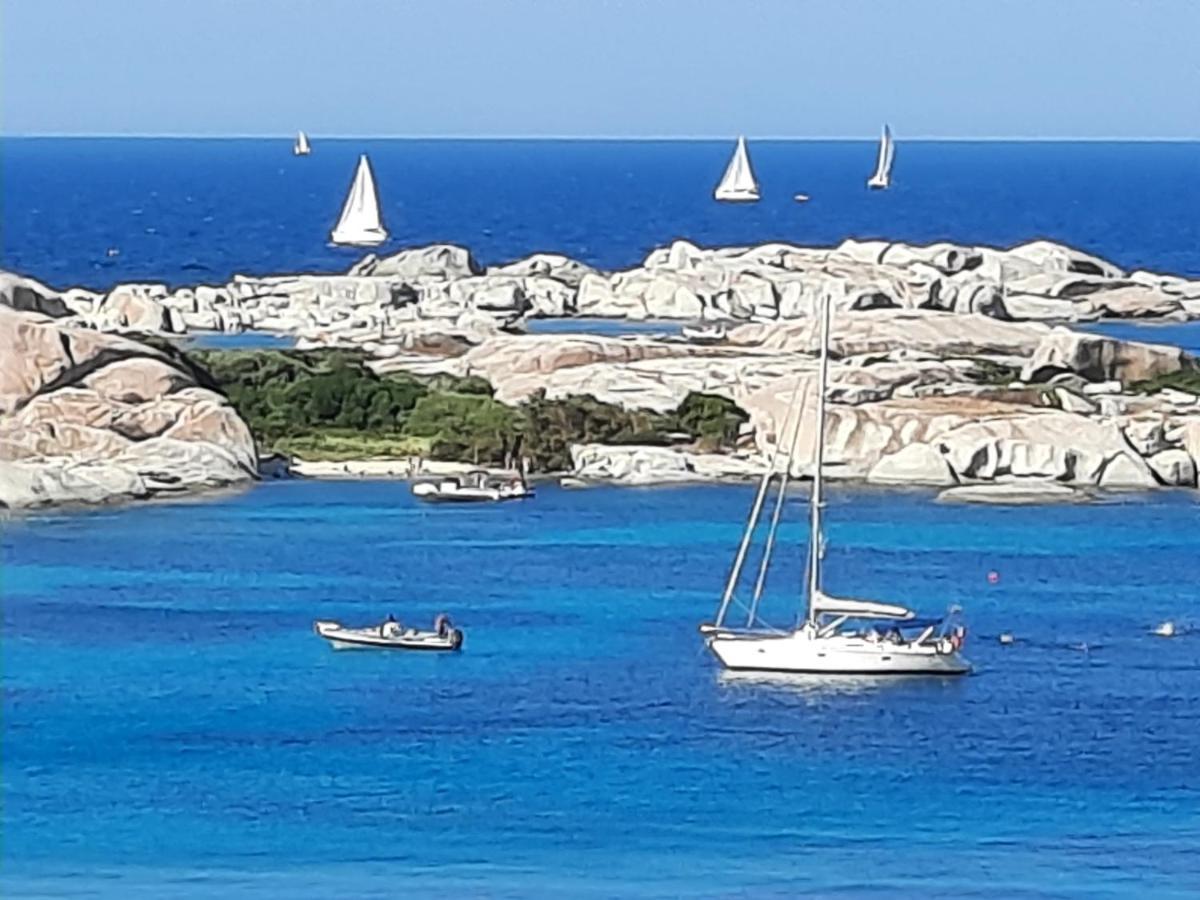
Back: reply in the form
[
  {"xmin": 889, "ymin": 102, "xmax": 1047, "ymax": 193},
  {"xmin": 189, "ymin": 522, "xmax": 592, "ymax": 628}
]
[
  {"xmin": 293, "ymin": 130, "xmax": 311, "ymax": 156},
  {"xmin": 714, "ymin": 136, "xmax": 760, "ymax": 203},
  {"xmin": 866, "ymin": 124, "xmax": 895, "ymax": 189},
  {"xmin": 1153, "ymin": 621, "xmax": 1177, "ymax": 638},
  {"xmin": 412, "ymin": 470, "xmax": 533, "ymax": 504},
  {"xmin": 314, "ymin": 614, "xmax": 463, "ymax": 651},
  {"xmin": 681, "ymin": 322, "xmax": 727, "ymax": 343},
  {"xmin": 793, "ymin": 193, "xmax": 810, "ymax": 203},
  {"xmin": 699, "ymin": 293, "xmax": 970, "ymax": 677},
  {"xmin": 330, "ymin": 154, "xmax": 387, "ymax": 246}
]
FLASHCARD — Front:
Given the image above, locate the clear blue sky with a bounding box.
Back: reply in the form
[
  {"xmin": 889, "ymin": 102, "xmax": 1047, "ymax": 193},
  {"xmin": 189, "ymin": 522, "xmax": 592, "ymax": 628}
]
[{"xmin": 4, "ymin": 0, "xmax": 1199, "ymax": 138}]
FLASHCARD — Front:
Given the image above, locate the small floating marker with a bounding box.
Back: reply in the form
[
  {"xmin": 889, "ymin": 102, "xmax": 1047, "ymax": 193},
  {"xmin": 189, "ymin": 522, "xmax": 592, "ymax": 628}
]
[
  {"xmin": 987, "ymin": 571, "xmax": 1000, "ymax": 585},
  {"xmin": 998, "ymin": 632, "xmax": 1015, "ymax": 646},
  {"xmin": 1153, "ymin": 621, "xmax": 1177, "ymax": 638}
]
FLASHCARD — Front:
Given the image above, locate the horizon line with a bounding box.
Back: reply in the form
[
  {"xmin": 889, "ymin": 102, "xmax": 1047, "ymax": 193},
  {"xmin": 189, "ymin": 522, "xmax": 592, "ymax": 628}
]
[{"xmin": 2, "ymin": 132, "xmax": 1198, "ymax": 143}]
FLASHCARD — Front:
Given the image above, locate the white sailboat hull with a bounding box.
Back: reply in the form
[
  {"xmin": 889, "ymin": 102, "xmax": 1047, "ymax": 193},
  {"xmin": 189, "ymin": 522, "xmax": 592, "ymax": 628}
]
[
  {"xmin": 714, "ymin": 187, "xmax": 760, "ymax": 202},
  {"xmin": 329, "ymin": 226, "xmax": 387, "ymax": 246},
  {"xmin": 705, "ymin": 629, "xmax": 970, "ymax": 676},
  {"xmin": 866, "ymin": 174, "xmax": 889, "ymax": 189}
]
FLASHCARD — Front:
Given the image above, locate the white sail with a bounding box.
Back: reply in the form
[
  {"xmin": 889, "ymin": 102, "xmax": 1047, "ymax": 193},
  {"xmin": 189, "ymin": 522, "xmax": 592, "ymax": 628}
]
[
  {"xmin": 330, "ymin": 154, "xmax": 387, "ymax": 247},
  {"xmin": 714, "ymin": 136, "xmax": 760, "ymax": 202},
  {"xmin": 867, "ymin": 125, "xmax": 894, "ymax": 189},
  {"xmin": 294, "ymin": 131, "xmax": 311, "ymax": 156}
]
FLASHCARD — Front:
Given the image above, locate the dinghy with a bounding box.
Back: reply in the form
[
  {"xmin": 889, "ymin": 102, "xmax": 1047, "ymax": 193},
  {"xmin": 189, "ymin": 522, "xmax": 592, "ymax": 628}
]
[
  {"xmin": 714, "ymin": 136, "xmax": 760, "ymax": 202},
  {"xmin": 699, "ymin": 293, "xmax": 970, "ymax": 676},
  {"xmin": 314, "ymin": 614, "xmax": 463, "ymax": 651},
  {"xmin": 293, "ymin": 130, "xmax": 311, "ymax": 156},
  {"xmin": 866, "ymin": 124, "xmax": 894, "ymax": 189},
  {"xmin": 330, "ymin": 154, "xmax": 387, "ymax": 246},
  {"xmin": 681, "ymin": 322, "xmax": 728, "ymax": 343}
]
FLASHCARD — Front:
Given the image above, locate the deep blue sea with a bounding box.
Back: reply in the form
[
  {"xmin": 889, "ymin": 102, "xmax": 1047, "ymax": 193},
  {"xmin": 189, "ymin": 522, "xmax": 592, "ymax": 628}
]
[
  {"xmin": 4, "ymin": 482, "xmax": 1200, "ymax": 897},
  {"xmin": 3, "ymin": 139, "xmax": 1199, "ymax": 290},
  {"xmin": 5, "ymin": 140, "xmax": 1200, "ymax": 897}
]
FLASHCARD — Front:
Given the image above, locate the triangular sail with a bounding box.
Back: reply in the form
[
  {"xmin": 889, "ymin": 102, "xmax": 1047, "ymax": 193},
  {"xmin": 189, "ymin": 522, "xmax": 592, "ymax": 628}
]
[
  {"xmin": 330, "ymin": 154, "xmax": 387, "ymax": 246},
  {"xmin": 295, "ymin": 131, "xmax": 311, "ymax": 154},
  {"xmin": 714, "ymin": 136, "xmax": 760, "ymax": 201},
  {"xmin": 867, "ymin": 125, "xmax": 894, "ymax": 188}
]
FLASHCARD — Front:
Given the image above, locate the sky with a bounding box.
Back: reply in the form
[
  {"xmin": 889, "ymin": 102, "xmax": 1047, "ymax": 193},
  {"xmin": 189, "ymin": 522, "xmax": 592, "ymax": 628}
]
[{"xmin": 3, "ymin": 0, "xmax": 1199, "ymax": 139}]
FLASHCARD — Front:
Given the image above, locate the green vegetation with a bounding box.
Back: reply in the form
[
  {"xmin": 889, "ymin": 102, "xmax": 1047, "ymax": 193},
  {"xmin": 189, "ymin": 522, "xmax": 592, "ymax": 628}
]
[
  {"xmin": 190, "ymin": 347, "xmax": 750, "ymax": 472},
  {"xmin": 964, "ymin": 358, "xmax": 1020, "ymax": 386},
  {"xmin": 1129, "ymin": 370, "xmax": 1200, "ymax": 396}
]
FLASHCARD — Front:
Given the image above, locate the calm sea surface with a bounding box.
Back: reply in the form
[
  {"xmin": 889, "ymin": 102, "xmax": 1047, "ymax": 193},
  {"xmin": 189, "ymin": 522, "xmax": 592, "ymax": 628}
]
[
  {"xmin": 3, "ymin": 139, "xmax": 1199, "ymax": 289},
  {"xmin": 3, "ymin": 482, "xmax": 1200, "ymax": 898},
  {"xmin": 4, "ymin": 141, "xmax": 1200, "ymax": 896}
]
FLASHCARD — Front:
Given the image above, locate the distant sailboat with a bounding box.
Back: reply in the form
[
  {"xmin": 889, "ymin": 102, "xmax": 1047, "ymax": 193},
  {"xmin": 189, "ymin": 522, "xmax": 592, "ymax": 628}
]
[
  {"xmin": 867, "ymin": 124, "xmax": 894, "ymax": 189},
  {"xmin": 293, "ymin": 131, "xmax": 311, "ymax": 156},
  {"xmin": 714, "ymin": 136, "xmax": 760, "ymax": 202},
  {"xmin": 330, "ymin": 154, "xmax": 388, "ymax": 247}
]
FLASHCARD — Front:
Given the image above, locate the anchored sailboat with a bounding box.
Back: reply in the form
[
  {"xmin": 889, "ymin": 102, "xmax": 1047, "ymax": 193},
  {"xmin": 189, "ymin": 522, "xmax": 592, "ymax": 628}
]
[
  {"xmin": 867, "ymin": 124, "xmax": 894, "ymax": 189},
  {"xmin": 330, "ymin": 154, "xmax": 387, "ymax": 246},
  {"xmin": 699, "ymin": 294, "xmax": 970, "ymax": 676},
  {"xmin": 714, "ymin": 136, "xmax": 760, "ymax": 202},
  {"xmin": 293, "ymin": 131, "xmax": 311, "ymax": 156}
]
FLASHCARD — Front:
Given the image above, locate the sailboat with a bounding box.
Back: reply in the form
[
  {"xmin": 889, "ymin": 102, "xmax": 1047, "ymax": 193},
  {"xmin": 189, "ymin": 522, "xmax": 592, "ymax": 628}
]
[
  {"xmin": 330, "ymin": 154, "xmax": 388, "ymax": 246},
  {"xmin": 866, "ymin": 124, "xmax": 894, "ymax": 189},
  {"xmin": 699, "ymin": 294, "xmax": 970, "ymax": 676},
  {"xmin": 293, "ymin": 131, "xmax": 311, "ymax": 156},
  {"xmin": 714, "ymin": 136, "xmax": 760, "ymax": 202}
]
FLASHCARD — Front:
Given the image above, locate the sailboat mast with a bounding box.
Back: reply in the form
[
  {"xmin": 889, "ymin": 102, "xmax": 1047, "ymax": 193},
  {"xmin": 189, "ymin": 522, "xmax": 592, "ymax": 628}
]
[{"xmin": 804, "ymin": 294, "xmax": 832, "ymax": 625}]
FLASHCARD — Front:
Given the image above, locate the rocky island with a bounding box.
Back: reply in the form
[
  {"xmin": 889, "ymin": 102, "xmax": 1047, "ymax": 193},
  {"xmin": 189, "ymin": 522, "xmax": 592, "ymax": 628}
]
[{"xmin": 4, "ymin": 236, "xmax": 1200, "ymax": 509}]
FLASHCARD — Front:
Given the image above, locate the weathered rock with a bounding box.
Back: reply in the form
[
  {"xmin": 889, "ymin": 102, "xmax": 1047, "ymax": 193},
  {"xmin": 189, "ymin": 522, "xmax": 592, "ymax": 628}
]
[
  {"xmin": 1097, "ymin": 452, "xmax": 1157, "ymax": 489},
  {"xmin": 0, "ymin": 271, "xmax": 69, "ymax": 317},
  {"xmin": 1146, "ymin": 448, "xmax": 1197, "ymax": 487},
  {"xmin": 488, "ymin": 253, "xmax": 596, "ymax": 288},
  {"xmin": 569, "ymin": 443, "xmax": 764, "ymax": 484},
  {"xmin": 1089, "ymin": 285, "xmax": 1183, "ymax": 319},
  {"xmin": 866, "ymin": 443, "xmax": 957, "ymax": 486},
  {"xmin": 347, "ymin": 244, "xmax": 480, "ymax": 280},
  {"xmin": 1022, "ymin": 328, "xmax": 1193, "ymax": 385},
  {"xmin": 937, "ymin": 482, "xmax": 1088, "ymax": 505},
  {"xmin": 0, "ymin": 307, "xmax": 256, "ymax": 509}
]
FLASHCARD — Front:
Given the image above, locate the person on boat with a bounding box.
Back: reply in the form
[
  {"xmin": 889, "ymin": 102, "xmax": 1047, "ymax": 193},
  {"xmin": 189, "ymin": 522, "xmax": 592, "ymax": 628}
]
[{"xmin": 380, "ymin": 614, "xmax": 398, "ymax": 638}]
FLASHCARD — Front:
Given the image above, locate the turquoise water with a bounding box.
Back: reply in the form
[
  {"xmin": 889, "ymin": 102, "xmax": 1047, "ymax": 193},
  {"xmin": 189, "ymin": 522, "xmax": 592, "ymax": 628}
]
[
  {"xmin": 1080, "ymin": 320, "xmax": 1200, "ymax": 355},
  {"xmin": 4, "ymin": 481, "xmax": 1200, "ymax": 897}
]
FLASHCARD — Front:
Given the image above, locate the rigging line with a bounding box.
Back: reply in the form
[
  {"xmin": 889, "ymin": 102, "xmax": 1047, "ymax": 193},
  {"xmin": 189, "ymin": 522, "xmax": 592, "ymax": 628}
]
[
  {"xmin": 745, "ymin": 365, "xmax": 810, "ymax": 627},
  {"xmin": 714, "ymin": 373, "xmax": 803, "ymax": 628}
]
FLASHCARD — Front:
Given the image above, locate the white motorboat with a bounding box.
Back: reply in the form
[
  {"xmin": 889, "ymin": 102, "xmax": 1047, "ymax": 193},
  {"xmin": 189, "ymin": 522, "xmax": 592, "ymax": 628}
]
[
  {"xmin": 866, "ymin": 124, "xmax": 895, "ymax": 189},
  {"xmin": 714, "ymin": 136, "xmax": 760, "ymax": 202},
  {"xmin": 293, "ymin": 130, "xmax": 311, "ymax": 156},
  {"xmin": 699, "ymin": 293, "xmax": 970, "ymax": 676},
  {"xmin": 314, "ymin": 614, "xmax": 463, "ymax": 651},
  {"xmin": 330, "ymin": 154, "xmax": 387, "ymax": 246},
  {"xmin": 411, "ymin": 470, "xmax": 533, "ymax": 504},
  {"xmin": 681, "ymin": 322, "xmax": 727, "ymax": 343},
  {"xmin": 793, "ymin": 193, "xmax": 810, "ymax": 203},
  {"xmin": 1153, "ymin": 621, "xmax": 1177, "ymax": 638}
]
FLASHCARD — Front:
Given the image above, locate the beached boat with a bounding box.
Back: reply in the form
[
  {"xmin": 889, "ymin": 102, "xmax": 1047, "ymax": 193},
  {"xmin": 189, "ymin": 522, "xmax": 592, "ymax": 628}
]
[
  {"xmin": 293, "ymin": 130, "xmax": 311, "ymax": 156},
  {"xmin": 411, "ymin": 470, "xmax": 533, "ymax": 503},
  {"xmin": 699, "ymin": 293, "xmax": 970, "ymax": 676},
  {"xmin": 681, "ymin": 322, "xmax": 727, "ymax": 343},
  {"xmin": 714, "ymin": 136, "xmax": 760, "ymax": 202},
  {"xmin": 866, "ymin": 124, "xmax": 894, "ymax": 189},
  {"xmin": 314, "ymin": 614, "xmax": 463, "ymax": 651},
  {"xmin": 330, "ymin": 154, "xmax": 387, "ymax": 246}
]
